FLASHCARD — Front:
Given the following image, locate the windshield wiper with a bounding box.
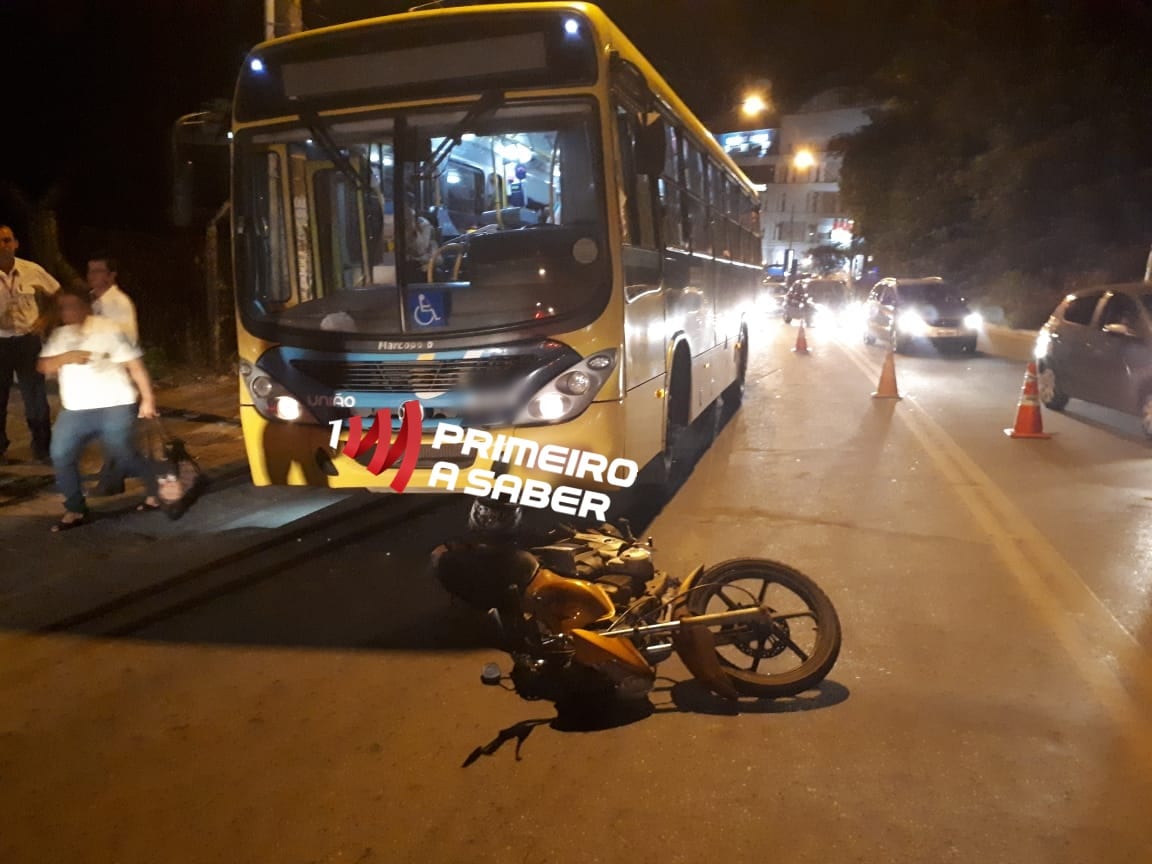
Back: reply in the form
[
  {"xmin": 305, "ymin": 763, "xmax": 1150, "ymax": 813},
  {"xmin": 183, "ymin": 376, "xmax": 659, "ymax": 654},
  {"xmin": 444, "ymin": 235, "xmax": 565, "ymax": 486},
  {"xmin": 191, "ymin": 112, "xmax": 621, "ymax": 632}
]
[
  {"xmin": 427, "ymin": 90, "xmax": 505, "ymax": 174},
  {"xmin": 298, "ymin": 106, "xmax": 373, "ymax": 196}
]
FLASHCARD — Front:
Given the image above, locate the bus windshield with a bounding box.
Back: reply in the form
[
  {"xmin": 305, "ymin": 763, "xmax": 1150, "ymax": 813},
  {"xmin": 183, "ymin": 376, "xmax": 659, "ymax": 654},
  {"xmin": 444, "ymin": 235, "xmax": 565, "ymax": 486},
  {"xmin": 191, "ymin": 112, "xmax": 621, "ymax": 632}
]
[{"xmin": 235, "ymin": 99, "xmax": 607, "ymax": 339}]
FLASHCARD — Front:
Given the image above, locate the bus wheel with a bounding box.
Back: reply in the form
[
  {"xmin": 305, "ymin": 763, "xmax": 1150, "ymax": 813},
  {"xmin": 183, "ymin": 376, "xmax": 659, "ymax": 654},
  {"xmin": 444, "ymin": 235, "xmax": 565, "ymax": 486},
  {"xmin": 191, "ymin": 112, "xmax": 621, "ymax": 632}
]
[
  {"xmin": 722, "ymin": 327, "xmax": 749, "ymax": 418},
  {"xmin": 660, "ymin": 355, "xmax": 693, "ymax": 492}
]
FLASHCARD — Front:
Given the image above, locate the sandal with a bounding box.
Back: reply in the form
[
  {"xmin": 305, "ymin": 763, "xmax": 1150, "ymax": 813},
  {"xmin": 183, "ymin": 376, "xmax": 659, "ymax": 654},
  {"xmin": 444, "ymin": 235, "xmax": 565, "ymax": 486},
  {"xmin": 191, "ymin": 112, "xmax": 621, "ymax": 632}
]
[{"xmin": 51, "ymin": 513, "xmax": 89, "ymax": 532}]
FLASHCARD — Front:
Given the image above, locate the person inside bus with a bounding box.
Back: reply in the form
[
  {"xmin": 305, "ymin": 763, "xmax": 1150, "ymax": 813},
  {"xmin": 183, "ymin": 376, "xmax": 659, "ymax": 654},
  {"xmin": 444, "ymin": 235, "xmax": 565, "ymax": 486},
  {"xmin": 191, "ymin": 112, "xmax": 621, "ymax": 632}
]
[
  {"xmin": 405, "ymin": 202, "xmax": 437, "ymax": 282},
  {"xmin": 37, "ymin": 285, "xmax": 159, "ymax": 531}
]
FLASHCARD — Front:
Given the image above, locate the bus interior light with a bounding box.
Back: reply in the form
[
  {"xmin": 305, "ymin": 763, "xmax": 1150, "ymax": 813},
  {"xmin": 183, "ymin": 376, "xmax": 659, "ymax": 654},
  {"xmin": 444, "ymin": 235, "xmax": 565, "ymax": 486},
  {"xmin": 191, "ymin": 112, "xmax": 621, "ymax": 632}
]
[
  {"xmin": 249, "ymin": 57, "xmax": 265, "ymax": 74},
  {"xmin": 563, "ymin": 18, "xmax": 580, "ymax": 36}
]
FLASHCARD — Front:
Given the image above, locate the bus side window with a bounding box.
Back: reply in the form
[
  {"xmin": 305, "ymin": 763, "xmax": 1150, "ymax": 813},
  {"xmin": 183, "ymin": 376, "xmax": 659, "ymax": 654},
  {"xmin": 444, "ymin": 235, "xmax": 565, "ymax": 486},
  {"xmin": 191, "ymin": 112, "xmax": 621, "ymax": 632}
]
[
  {"xmin": 683, "ymin": 141, "xmax": 708, "ymax": 255},
  {"xmin": 615, "ymin": 107, "xmax": 658, "ymax": 251},
  {"xmin": 659, "ymin": 120, "xmax": 683, "ymax": 250}
]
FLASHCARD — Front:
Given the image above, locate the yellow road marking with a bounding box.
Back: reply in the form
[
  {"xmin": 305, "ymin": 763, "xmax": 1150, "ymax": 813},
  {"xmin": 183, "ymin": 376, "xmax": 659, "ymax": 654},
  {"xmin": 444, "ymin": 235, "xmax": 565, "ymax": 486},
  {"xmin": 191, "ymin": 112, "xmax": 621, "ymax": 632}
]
[{"xmin": 839, "ymin": 342, "xmax": 1152, "ymax": 763}]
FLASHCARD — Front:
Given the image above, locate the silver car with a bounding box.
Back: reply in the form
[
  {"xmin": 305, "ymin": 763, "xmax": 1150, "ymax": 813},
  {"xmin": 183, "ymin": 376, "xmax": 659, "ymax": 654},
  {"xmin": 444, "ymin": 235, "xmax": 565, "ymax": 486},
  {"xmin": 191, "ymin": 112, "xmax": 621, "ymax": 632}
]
[
  {"xmin": 1034, "ymin": 283, "xmax": 1152, "ymax": 437},
  {"xmin": 863, "ymin": 277, "xmax": 981, "ymax": 353}
]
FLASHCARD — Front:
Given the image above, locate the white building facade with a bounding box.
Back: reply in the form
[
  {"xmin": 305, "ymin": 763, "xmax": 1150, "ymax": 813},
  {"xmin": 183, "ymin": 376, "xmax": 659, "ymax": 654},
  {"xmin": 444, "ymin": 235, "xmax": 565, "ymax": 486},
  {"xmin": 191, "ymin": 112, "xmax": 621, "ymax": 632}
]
[{"xmin": 718, "ymin": 88, "xmax": 876, "ymax": 276}]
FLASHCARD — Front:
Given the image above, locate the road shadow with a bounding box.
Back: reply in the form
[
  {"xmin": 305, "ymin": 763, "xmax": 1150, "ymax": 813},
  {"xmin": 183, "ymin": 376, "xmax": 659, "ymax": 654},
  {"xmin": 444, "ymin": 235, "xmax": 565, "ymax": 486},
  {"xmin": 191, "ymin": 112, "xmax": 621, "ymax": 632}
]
[
  {"xmin": 10, "ymin": 395, "xmax": 742, "ymax": 655},
  {"xmin": 460, "ymin": 677, "xmax": 850, "ymax": 766},
  {"xmin": 609, "ymin": 395, "xmax": 741, "ymax": 536},
  {"xmin": 1054, "ymin": 401, "xmax": 1152, "ymax": 445},
  {"xmin": 666, "ymin": 678, "xmax": 850, "ymax": 715}
]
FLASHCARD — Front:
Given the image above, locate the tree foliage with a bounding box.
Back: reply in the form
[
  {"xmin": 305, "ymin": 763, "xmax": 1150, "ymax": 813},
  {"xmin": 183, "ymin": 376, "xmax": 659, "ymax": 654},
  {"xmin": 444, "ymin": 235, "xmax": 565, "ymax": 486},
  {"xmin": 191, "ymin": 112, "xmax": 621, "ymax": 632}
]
[{"xmin": 835, "ymin": 0, "xmax": 1152, "ymax": 313}]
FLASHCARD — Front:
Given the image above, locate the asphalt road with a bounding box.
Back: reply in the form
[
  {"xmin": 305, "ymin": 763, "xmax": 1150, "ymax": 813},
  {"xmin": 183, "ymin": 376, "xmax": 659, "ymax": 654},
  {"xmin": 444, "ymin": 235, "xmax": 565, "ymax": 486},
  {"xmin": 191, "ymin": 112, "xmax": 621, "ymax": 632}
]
[{"xmin": 1, "ymin": 319, "xmax": 1151, "ymax": 864}]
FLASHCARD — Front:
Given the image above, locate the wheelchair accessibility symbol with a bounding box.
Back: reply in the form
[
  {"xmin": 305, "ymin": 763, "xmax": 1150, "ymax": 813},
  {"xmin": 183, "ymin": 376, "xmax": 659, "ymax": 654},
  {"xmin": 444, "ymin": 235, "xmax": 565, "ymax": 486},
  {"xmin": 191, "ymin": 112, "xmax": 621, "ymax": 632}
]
[{"xmin": 411, "ymin": 292, "xmax": 446, "ymax": 328}]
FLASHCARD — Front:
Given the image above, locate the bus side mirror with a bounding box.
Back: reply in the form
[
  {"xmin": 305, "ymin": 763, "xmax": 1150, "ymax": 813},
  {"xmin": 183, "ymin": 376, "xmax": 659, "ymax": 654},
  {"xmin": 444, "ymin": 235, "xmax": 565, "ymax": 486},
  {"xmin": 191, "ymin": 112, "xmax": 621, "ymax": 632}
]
[{"xmin": 636, "ymin": 115, "xmax": 666, "ymax": 177}]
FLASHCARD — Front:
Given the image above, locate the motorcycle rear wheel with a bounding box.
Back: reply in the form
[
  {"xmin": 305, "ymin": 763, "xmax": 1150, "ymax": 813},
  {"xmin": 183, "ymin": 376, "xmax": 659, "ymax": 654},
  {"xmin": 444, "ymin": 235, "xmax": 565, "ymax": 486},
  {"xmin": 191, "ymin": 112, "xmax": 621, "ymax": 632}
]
[{"xmin": 683, "ymin": 558, "xmax": 841, "ymax": 698}]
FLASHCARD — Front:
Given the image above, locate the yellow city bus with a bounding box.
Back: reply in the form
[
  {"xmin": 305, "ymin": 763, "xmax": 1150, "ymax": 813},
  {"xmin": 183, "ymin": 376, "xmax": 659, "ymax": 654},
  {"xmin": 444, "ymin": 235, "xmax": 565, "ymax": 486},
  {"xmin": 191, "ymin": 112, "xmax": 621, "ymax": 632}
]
[{"xmin": 230, "ymin": 1, "xmax": 762, "ymax": 505}]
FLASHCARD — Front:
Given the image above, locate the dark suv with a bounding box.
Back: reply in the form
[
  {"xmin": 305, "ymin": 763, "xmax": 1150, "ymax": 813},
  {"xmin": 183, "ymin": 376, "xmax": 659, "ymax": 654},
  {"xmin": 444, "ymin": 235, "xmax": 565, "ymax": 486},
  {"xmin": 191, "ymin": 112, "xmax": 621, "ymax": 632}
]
[
  {"xmin": 1034, "ymin": 283, "xmax": 1152, "ymax": 437},
  {"xmin": 863, "ymin": 277, "xmax": 981, "ymax": 353}
]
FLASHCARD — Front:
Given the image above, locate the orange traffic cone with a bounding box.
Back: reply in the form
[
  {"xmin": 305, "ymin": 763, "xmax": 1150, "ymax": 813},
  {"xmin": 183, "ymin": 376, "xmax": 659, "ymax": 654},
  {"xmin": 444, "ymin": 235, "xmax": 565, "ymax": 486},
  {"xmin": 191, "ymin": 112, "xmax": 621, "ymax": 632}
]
[
  {"xmin": 1005, "ymin": 361, "xmax": 1051, "ymax": 439},
  {"xmin": 871, "ymin": 349, "xmax": 902, "ymax": 399},
  {"xmin": 792, "ymin": 321, "xmax": 810, "ymax": 355}
]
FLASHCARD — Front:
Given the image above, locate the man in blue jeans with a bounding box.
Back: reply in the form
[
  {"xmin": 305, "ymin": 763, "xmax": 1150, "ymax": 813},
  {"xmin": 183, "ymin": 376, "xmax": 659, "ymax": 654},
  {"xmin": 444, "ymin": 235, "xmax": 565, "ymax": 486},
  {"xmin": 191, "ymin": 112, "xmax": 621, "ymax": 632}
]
[{"xmin": 37, "ymin": 286, "xmax": 159, "ymax": 531}]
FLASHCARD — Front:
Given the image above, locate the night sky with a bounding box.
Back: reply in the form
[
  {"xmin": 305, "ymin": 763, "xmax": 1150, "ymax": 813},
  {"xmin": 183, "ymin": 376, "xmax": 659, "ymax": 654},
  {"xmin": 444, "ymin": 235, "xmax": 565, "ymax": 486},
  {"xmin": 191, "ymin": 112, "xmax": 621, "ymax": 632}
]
[
  {"xmin": 15, "ymin": 0, "xmax": 1144, "ymax": 242},
  {"xmin": 4, "ymin": 0, "xmax": 906, "ymax": 239}
]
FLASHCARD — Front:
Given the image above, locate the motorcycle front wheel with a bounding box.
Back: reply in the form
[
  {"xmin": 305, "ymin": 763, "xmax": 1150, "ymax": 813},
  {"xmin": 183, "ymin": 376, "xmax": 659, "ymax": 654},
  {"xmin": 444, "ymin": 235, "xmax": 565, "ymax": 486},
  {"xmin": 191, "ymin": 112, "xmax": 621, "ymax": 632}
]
[{"xmin": 683, "ymin": 558, "xmax": 841, "ymax": 698}]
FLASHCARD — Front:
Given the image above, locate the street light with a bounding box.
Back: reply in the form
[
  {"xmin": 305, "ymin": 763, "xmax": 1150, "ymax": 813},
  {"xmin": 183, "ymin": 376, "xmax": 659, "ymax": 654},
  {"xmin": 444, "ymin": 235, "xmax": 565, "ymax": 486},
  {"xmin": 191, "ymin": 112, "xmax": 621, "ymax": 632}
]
[
  {"xmin": 741, "ymin": 93, "xmax": 768, "ymax": 118},
  {"xmin": 786, "ymin": 149, "xmax": 818, "ymax": 278}
]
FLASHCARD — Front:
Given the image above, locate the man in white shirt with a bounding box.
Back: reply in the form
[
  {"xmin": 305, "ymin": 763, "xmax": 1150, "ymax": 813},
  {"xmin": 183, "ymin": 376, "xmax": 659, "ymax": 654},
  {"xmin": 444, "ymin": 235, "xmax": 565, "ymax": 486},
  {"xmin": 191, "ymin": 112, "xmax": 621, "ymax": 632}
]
[
  {"xmin": 0, "ymin": 224, "xmax": 59, "ymax": 463},
  {"xmin": 86, "ymin": 253, "xmax": 138, "ymax": 345},
  {"xmin": 38, "ymin": 285, "xmax": 159, "ymax": 531},
  {"xmin": 86, "ymin": 253, "xmax": 139, "ymax": 495}
]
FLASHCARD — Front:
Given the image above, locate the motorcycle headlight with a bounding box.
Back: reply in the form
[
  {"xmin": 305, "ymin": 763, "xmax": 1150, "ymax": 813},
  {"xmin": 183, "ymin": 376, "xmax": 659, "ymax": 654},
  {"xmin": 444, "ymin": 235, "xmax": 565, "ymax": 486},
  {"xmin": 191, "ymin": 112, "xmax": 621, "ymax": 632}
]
[
  {"xmin": 963, "ymin": 312, "xmax": 984, "ymax": 329},
  {"xmin": 898, "ymin": 311, "xmax": 928, "ymax": 335},
  {"xmin": 515, "ymin": 350, "xmax": 617, "ymax": 425}
]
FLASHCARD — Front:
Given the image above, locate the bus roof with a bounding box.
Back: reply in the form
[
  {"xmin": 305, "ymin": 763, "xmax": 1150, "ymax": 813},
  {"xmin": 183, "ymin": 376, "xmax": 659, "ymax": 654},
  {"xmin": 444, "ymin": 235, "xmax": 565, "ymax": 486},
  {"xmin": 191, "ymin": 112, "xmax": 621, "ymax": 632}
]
[{"xmin": 251, "ymin": 2, "xmax": 759, "ymax": 198}]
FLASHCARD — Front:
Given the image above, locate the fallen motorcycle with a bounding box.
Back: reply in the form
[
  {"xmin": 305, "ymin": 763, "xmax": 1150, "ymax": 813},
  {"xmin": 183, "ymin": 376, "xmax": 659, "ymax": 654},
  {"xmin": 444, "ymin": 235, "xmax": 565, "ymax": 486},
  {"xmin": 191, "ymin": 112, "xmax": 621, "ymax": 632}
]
[{"xmin": 431, "ymin": 513, "xmax": 841, "ymax": 703}]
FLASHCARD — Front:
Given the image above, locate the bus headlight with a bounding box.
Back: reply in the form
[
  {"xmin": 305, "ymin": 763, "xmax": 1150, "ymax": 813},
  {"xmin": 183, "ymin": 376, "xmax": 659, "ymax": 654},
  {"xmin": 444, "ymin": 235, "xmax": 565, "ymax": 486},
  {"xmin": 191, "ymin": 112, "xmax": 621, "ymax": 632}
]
[
  {"xmin": 251, "ymin": 376, "xmax": 274, "ymax": 398},
  {"xmin": 533, "ymin": 393, "xmax": 570, "ymax": 420},
  {"xmin": 515, "ymin": 349, "xmax": 617, "ymax": 425},
  {"xmin": 558, "ymin": 370, "xmax": 592, "ymax": 396},
  {"xmin": 272, "ymin": 396, "xmax": 303, "ymax": 421},
  {"xmin": 963, "ymin": 312, "xmax": 984, "ymax": 330},
  {"xmin": 241, "ymin": 363, "xmax": 321, "ymax": 425}
]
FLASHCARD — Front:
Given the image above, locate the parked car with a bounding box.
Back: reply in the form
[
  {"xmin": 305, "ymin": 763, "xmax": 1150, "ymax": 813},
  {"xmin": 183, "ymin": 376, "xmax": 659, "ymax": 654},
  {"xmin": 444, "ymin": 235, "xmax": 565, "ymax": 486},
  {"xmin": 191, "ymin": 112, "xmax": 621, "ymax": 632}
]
[
  {"xmin": 863, "ymin": 277, "xmax": 981, "ymax": 353},
  {"xmin": 783, "ymin": 278, "xmax": 852, "ymax": 326},
  {"xmin": 1034, "ymin": 283, "xmax": 1152, "ymax": 437}
]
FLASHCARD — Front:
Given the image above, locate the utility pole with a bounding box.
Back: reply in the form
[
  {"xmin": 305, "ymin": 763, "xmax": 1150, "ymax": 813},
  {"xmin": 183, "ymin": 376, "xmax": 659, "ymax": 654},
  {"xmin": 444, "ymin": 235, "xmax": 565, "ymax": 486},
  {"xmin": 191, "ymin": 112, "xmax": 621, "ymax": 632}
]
[{"xmin": 265, "ymin": 0, "xmax": 303, "ymax": 41}]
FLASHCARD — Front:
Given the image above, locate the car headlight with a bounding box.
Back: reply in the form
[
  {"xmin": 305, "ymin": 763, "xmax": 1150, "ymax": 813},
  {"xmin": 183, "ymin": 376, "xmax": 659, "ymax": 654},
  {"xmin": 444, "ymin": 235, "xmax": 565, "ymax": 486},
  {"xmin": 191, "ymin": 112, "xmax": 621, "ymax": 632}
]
[
  {"xmin": 1034, "ymin": 329, "xmax": 1052, "ymax": 360},
  {"xmin": 963, "ymin": 312, "xmax": 983, "ymax": 329},
  {"xmin": 515, "ymin": 349, "xmax": 617, "ymax": 425},
  {"xmin": 898, "ymin": 311, "xmax": 928, "ymax": 335}
]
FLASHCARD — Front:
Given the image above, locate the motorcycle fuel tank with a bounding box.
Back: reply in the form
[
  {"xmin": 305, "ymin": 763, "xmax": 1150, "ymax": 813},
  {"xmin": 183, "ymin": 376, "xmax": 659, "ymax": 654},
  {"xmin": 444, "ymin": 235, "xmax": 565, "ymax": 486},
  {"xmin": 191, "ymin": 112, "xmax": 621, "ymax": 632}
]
[{"xmin": 522, "ymin": 568, "xmax": 615, "ymax": 634}]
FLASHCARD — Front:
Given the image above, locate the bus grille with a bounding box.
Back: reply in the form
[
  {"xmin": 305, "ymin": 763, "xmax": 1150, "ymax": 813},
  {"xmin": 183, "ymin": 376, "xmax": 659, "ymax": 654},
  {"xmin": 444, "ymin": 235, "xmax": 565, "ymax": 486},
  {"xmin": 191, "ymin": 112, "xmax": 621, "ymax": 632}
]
[{"xmin": 291, "ymin": 356, "xmax": 539, "ymax": 393}]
